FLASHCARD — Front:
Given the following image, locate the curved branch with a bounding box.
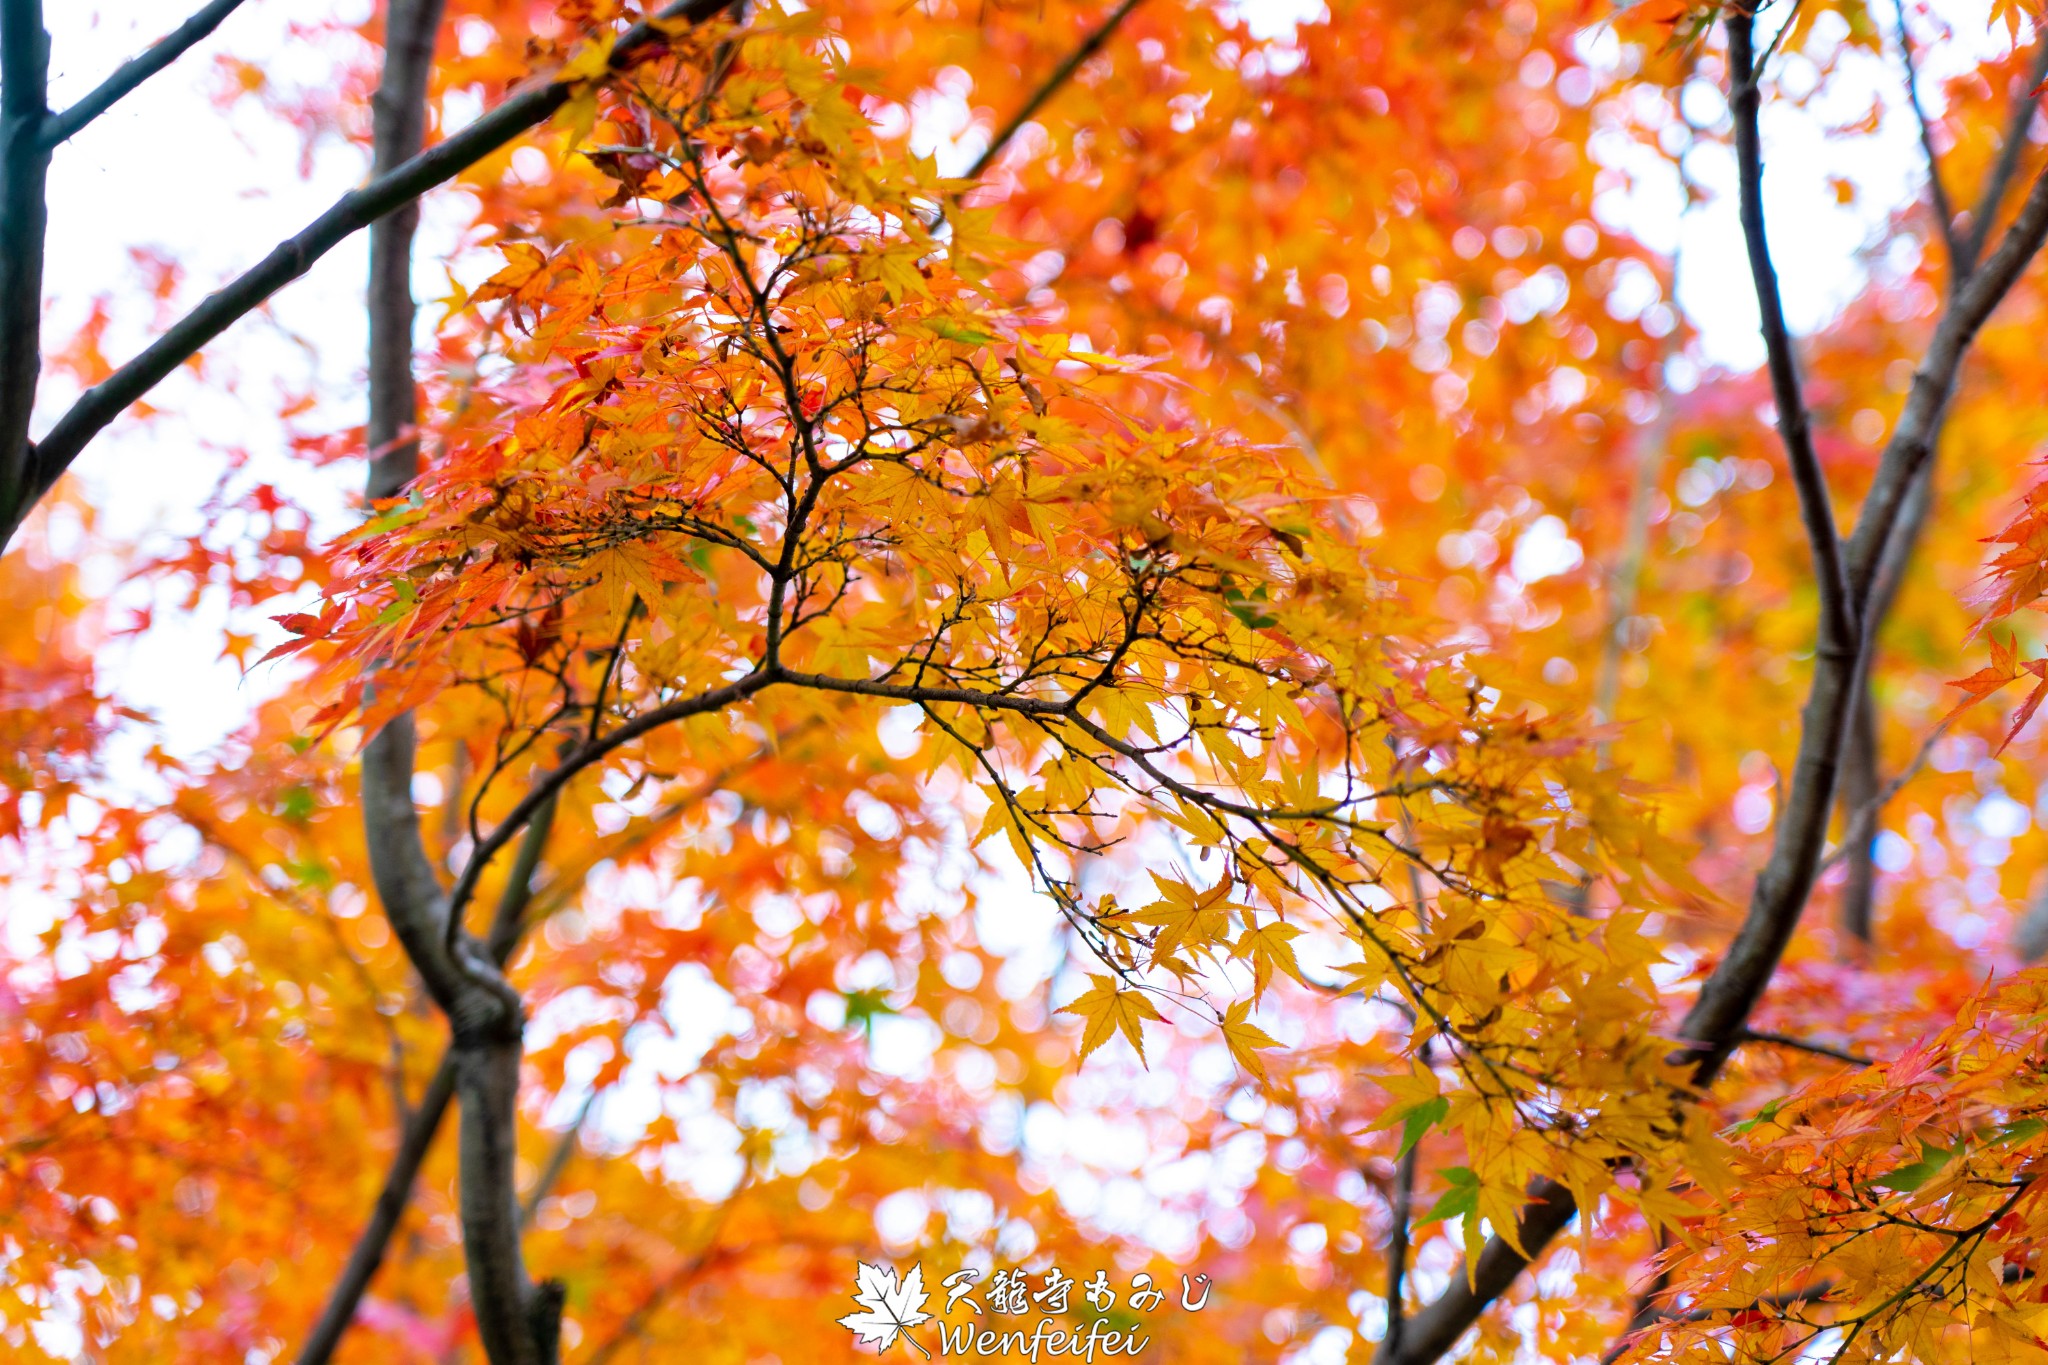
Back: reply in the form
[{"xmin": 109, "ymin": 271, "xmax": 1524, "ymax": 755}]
[
  {"xmin": 1738, "ymin": 1027, "xmax": 1873, "ymax": 1068},
  {"xmin": 439, "ymin": 669, "xmax": 777, "ymax": 952},
  {"xmin": 1845, "ymin": 157, "xmax": 2048, "ymax": 599},
  {"xmin": 1728, "ymin": 8, "xmax": 1851, "ymax": 654}
]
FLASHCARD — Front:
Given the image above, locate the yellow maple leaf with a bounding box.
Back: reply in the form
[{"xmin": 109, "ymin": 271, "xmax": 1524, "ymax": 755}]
[
  {"xmin": 1116, "ymin": 873, "xmax": 1237, "ymax": 968},
  {"xmin": 1235, "ymin": 919, "xmax": 1311, "ymax": 996},
  {"xmin": 1219, "ymin": 999, "xmax": 1280, "ymax": 1080},
  {"xmin": 1060, "ymin": 974, "xmax": 1162, "ymax": 1065}
]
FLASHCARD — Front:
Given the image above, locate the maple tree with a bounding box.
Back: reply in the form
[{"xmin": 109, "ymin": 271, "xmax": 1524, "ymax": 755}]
[{"xmin": 11, "ymin": 0, "xmax": 2048, "ymax": 1362}]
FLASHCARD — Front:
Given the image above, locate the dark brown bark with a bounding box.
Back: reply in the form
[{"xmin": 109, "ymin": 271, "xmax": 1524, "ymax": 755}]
[
  {"xmin": 293, "ymin": 1058, "xmax": 457, "ymax": 1365},
  {"xmin": 1377, "ymin": 12, "xmax": 2048, "ymax": 1359},
  {"xmin": 38, "ymin": 0, "xmax": 248, "ymax": 150},
  {"xmin": 0, "ymin": 0, "xmax": 49, "ymax": 539},
  {"xmin": 355, "ymin": 4, "xmax": 556, "ymax": 1362},
  {"xmin": 0, "ymin": 0, "xmax": 743, "ymax": 552}
]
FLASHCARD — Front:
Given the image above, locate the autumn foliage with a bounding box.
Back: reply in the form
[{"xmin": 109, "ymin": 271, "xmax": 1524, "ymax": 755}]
[{"xmin": 12, "ymin": 0, "xmax": 2048, "ymax": 1362}]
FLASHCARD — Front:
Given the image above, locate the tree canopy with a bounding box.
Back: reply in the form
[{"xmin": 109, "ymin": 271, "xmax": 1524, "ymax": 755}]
[{"xmin": 9, "ymin": 1, "xmax": 2048, "ymax": 1362}]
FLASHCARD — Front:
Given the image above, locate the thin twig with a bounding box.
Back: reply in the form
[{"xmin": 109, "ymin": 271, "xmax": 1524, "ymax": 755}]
[
  {"xmin": 1817, "ymin": 709, "xmax": 1952, "ymax": 876},
  {"xmin": 293, "ymin": 1058, "xmax": 457, "ymax": 1365},
  {"xmin": 1606, "ymin": 1282, "xmax": 1834, "ymax": 1361},
  {"xmin": 1737, "ymin": 1028, "xmax": 1874, "ymax": 1068},
  {"xmin": 925, "ymin": 0, "xmax": 1146, "ymax": 229},
  {"xmin": 583, "ymin": 1169, "xmax": 752, "ymax": 1364},
  {"xmin": 519, "ymin": 1089, "xmax": 598, "ymax": 1230},
  {"xmin": 964, "ymin": 0, "xmax": 1143, "ymax": 184}
]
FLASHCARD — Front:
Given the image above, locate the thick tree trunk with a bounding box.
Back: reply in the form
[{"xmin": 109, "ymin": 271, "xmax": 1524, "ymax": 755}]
[
  {"xmin": 356, "ymin": 4, "xmax": 561, "ymax": 1363},
  {"xmin": 0, "ymin": 0, "xmax": 49, "ymax": 537}
]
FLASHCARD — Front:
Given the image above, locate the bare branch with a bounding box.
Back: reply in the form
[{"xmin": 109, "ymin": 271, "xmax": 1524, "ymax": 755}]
[
  {"xmin": 1371, "ymin": 1180, "xmax": 1577, "ymax": 1365},
  {"xmin": 439, "ymin": 670, "xmax": 776, "ymax": 954},
  {"xmin": 1835, "ymin": 464, "xmax": 1935, "ymax": 943},
  {"xmin": 294, "ymin": 1057, "xmax": 457, "ymax": 1365},
  {"xmin": 519, "ymin": 1089, "xmax": 597, "ymax": 1230},
  {"xmin": 583, "ymin": 1174, "xmax": 751, "ymax": 1365},
  {"xmin": 1728, "ymin": 7, "xmax": 1852, "ymax": 654},
  {"xmin": 1381, "ymin": 30, "xmax": 2048, "ymax": 1365},
  {"xmin": 1821, "ymin": 701, "xmax": 1952, "ymax": 879},
  {"xmin": 0, "ymin": 0, "xmax": 744, "ymax": 551},
  {"xmin": 361, "ymin": 709, "xmax": 470, "ymax": 1012},
  {"xmin": 1738, "ymin": 1027, "xmax": 1874, "ymax": 1067},
  {"xmin": 38, "ymin": 0, "xmax": 248, "ymax": 150},
  {"xmin": 365, "ymin": 0, "xmax": 443, "ymax": 501},
  {"xmin": 1845, "ymin": 158, "xmax": 2048, "ymax": 600},
  {"xmin": 1887, "ymin": 0, "xmax": 1963, "ymax": 270},
  {"xmin": 963, "ymin": 0, "xmax": 1143, "ymax": 185},
  {"xmin": 1958, "ymin": 37, "xmax": 2048, "ymax": 276}
]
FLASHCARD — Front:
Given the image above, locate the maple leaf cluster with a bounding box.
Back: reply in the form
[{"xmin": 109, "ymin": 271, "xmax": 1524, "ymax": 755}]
[{"xmin": 14, "ymin": 1, "xmax": 2048, "ymax": 1364}]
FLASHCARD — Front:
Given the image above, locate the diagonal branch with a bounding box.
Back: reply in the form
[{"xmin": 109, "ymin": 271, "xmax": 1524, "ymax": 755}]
[
  {"xmin": 297, "ymin": 797, "xmax": 562, "ymax": 1365},
  {"xmin": 1738, "ymin": 1027, "xmax": 1873, "ymax": 1067},
  {"xmin": 1845, "ymin": 157, "xmax": 2048, "ymax": 599},
  {"xmin": 924, "ymin": 0, "xmax": 1145, "ymax": 233},
  {"xmin": 38, "ymin": 0, "xmax": 249, "ymax": 151},
  {"xmin": 0, "ymin": 0, "xmax": 743, "ymax": 551},
  {"xmin": 293, "ymin": 1055, "xmax": 457, "ymax": 1365},
  {"xmin": 962, "ymin": 0, "xmax": 1144, "ymax": 185},
  {"xmin": 1728, "ymin": 7, "xmax": 1852, "ymax": 655},
  {"xmin": 1887, "ymin": 0, "xmax": 1963, "ymax": 270},
  {"xmin": 1958, "ymin": 37, "xmax": 2048, "ymax": 276},
  {"xmin": 1842, "ymin": 20, "xmax": 2048, "ymax": 945},
  {"xmin": 1605, "ymin": 1282, "xmax": 1834, "ymax": 1362},
  {"xmin": 519, "ymin": 1088, "xmax": 597, "ymax": 1230}
]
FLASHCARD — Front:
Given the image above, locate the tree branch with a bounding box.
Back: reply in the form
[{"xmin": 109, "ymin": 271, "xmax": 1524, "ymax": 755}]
[
  {"xmin": 1738, "ymin": 1027, "xmax": 1874, "ymax": 1067},
  {"xmin": 37, "ymin": 0, "xmax": 248, "ymax": 150},
  {"xmin": 293, "ymin": 1056, "xmax": 457, "ymax": 1365},
  {"xmin": 1378, "ymin": 34, "xmax": 2048, "ymax": 1365},
  {"xmin": 1728, "ymin": 7, "xmax": 1852, "ymax": 655},
  {"xmin": 365, "ymin": 0, "xmax": 444, "ymax": 503},
  {"xmin": 519, "ymin": 1089, "xmax": 596, "ymax": 1230},
  {"xmin": 1958, "ymin": 37, "xmax": 2048, "ymax": 277},
  {"xmin": 0, "ymin": 0, "xmax": 743, "ymax": 551},
  {"xmin": 1887, "ymin": 0, "xmax": 1963, "ymax": 270},
  {"xmin": 1845, "ymin": 158, "xmax": 2048, "ymax": 600},
  {"xmin": 439, "ymin": 669, "xmax": 776, "ymax": 954},
  {"xmin": 0, "ymin": 0, "xmax": 49, "ymax": 539},
  {"xmin": 350, "ymin": 4, "xmax": 567, "ymax": 1360},
  {"xmin": 1380, "ymin": 1102, "xmax": 1421, "ymax": 1355},
  {"xmin": 1836, "ymin": 461, "xmax": 1932, "ymax": 945},
  {"xmin": 1606, "ymin": 1282, "xmax": 1834, "ymax": 1361},
  {"xmin": 963, "ymin": 0, "xmax": 1143, "ymax": 185},
  {"xmin": 1842, "ymin": 26, "xmax": 2048, "ymax": 945}
]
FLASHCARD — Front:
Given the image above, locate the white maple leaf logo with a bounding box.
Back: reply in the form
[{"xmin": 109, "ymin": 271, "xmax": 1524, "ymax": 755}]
[{"xmin": 838, "ymin": 1261, "xmax": 933, "ymax": 1357}]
